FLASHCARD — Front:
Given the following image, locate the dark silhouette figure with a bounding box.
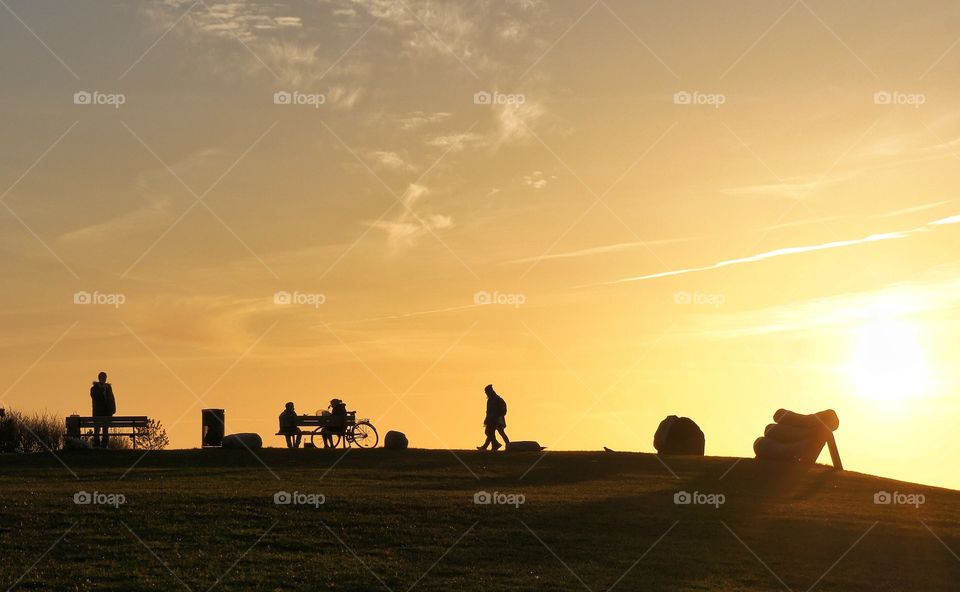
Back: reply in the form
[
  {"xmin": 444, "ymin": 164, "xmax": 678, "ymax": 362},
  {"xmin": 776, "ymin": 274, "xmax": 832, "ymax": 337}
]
[
  {"xmin": 90, "ymin": 372, "xmax": 116, "ymax": 448},
  {"xmin": 278, "ymin": 402, "xmax": 302, "ymax": 448},
  {"xmin": 477, "ymin": 384, "xmax": 509, "ymax": 451},
  {"xmin": 322, "ymin": 398, "xmax": 347, "ymax": 448}
]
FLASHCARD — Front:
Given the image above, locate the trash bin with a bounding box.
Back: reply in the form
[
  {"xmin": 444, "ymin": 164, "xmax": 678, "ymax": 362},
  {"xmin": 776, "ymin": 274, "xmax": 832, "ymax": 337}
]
[
  {"xmin": 66, "ymin": 414, "xmax": 81, "ymax": 439},
  {"xmin": 201, "ymin": 409, "xmax": 225, "ymax": 447}
]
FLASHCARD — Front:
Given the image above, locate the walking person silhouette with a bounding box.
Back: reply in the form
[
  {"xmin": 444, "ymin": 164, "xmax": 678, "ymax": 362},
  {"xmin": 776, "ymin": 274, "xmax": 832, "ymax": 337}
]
[{"xmin": 477, "ymin": 384, "xmax": 509, "ymax": 451}]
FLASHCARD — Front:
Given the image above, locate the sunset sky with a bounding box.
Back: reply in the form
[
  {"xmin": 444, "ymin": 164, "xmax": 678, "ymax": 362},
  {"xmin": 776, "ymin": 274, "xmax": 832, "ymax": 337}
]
[{"xmin": 2, "ymin": 0, "xmax": 960, "ymax": 489}]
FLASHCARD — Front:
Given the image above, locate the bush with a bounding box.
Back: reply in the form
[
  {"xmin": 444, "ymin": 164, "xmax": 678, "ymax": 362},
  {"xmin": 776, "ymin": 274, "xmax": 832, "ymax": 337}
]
[
  {"xmin": 134, "ymin": 419, "xmax": 170, "ymax": 450},
  {"xmin": 1, "ymin": 409, "xmax": 169, "ymax": 452},
  {"xmin": 0, "ymin": 408, "xmax": 63, "ymax": 453}
]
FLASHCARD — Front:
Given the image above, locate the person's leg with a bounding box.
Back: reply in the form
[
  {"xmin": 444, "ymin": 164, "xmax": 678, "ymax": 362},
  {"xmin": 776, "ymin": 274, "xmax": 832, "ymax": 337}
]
[
  {"xmin": 102, "ymin": 423, "xmax": 109, "ymax": 448},
  {"xmin": 487, "ymin": 425, "xmax": 500, "ymax": 449},
  {"xmin": 285, "ymin": 435, "xmax": 293, "ymax": 448},
  {"xmin": 497, "ymin": 426, "xmax": 509, "ymax": 446},
  {"xmin": 294, "ymin": 433, "xmax": 302, "ymax": 448},
  {"xmin": 92, "ymin": 425, "xmax": 101, "ymax": 448},
  {"xmin": 477, "ymin": 425, "xmax": 494, "ymax": 450}
]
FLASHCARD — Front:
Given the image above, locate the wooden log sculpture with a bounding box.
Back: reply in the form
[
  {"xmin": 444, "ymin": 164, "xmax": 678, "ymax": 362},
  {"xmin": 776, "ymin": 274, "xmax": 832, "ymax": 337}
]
[{"xmin": 753, "ymin": 409, "xmax": 843, "ymax": 470}]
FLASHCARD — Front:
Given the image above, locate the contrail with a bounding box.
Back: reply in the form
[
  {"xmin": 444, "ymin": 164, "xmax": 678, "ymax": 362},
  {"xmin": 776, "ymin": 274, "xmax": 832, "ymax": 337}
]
[{"xmin": 583, "ymin": 213, "xmax": 960, "ymax": 287}]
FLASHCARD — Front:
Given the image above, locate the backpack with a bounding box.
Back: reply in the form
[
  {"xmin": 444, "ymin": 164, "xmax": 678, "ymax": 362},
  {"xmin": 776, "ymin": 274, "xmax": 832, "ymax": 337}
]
[
  {"xmin": 104, "ymin": 387, "xmax": 117, "ymax": 416},
  {"xmin": 498, "ymin": 396, "xmax": 507, "ymax": 416}
]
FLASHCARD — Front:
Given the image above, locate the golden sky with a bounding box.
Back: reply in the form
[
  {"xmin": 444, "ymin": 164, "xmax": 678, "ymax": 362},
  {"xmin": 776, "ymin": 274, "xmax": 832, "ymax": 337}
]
[{"xmin": 2, "ymin": 0, "xmax": 960, "ymax": 489}]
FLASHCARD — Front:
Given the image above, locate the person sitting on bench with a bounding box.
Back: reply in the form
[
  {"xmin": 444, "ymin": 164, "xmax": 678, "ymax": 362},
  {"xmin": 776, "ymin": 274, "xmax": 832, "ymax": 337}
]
[
  {"xmin": 321, "ymin": 398, "xmax": 347, "ymax": 448},
  {"xmin": 278, "ymin": 402, "xmax": 302, "ymax": 449},
  {"xmin": 90, "ymin": 372, "xmax": 117, "ymax": 448}
]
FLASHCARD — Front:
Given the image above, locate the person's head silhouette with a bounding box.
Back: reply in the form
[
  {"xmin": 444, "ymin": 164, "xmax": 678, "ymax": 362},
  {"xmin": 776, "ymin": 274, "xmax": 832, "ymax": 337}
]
[
  {"xmin": 97, "ymin": 371, "xmax": 107, "ymax": 384},
  {"xmin": 484, "ymin": 384, "xmax": 496, "ymax": 397},
  {"xmin": 285, "ymin": 402, "xmax": 295, "ymax": 411}
]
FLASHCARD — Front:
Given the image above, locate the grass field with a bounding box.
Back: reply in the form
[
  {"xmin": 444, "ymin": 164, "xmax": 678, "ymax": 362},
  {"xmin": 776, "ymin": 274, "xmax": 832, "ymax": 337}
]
[{"xmin": 1, "ymin": 448, "xmax": 958, "ymax": 591}]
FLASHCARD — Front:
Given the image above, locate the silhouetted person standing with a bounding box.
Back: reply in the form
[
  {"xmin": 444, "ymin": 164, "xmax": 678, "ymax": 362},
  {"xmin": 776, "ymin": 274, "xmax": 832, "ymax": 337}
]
[
  {"xmin": 90, "ymin": 372, "xmax": 116, "ymax": 448},
  {"xmin": 278, "ymin": 402, "xmax": 302, "ymax": 448},
  {"xmin": 477, "ymin": 384, "xmax": 509, "ymax": 451}
]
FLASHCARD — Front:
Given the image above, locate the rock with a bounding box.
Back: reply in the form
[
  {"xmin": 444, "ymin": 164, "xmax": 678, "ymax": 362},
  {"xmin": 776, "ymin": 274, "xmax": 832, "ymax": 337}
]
[
  {"xmin": 222, "ymin": 433, "xmax": 263, "ymax": 449},
  {"xmin": 64, "ymin": 437, "xmax": 92, "ymax": 450},
  {"xmin": 383, "ymin": 430, "xmax": 408, "ymax": 450},
  {"xmin": 506, "ymin": 441, "xmax": 544, "ymax": 452},
  {"xmin": 653, "ymin": 416, "xmax": 705, "ymax": 456}
]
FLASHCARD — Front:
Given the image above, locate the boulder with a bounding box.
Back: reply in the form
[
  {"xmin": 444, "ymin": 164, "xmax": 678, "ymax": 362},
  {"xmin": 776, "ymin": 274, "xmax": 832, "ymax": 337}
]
[
  {"xmin": 222, "ymin": 433, "xmax": 263, "ymax": 450},
  {"xmin": 506, "ymin": 441, "xmax": 544, "ymax": 452},
  {"xmin": 64, "ymin": 437, "xmax": 92, "ymax": 450},
  {"xmin": 653, "ymin": 416, "xmax": 705, "ymax": 456},
  {"xmin": 383, "ymin": 430, "xmax": 408, "ymax": 450}
]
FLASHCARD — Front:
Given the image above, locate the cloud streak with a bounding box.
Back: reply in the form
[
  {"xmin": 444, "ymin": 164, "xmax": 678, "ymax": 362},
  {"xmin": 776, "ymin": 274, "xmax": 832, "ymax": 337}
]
[{"xmin": 588, "ymin": 214, "xmax": 960, "ymax": 287}]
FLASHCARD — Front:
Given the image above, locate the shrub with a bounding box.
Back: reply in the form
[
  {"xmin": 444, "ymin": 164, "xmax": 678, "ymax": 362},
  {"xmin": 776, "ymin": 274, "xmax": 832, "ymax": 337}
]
[
  {"xmin": 0, "ymin": 408, "xmax": 64, "ymax": 453},
  {"xmin": 134, "ymin": 419, "xmax": 170, "ymax": 450}
]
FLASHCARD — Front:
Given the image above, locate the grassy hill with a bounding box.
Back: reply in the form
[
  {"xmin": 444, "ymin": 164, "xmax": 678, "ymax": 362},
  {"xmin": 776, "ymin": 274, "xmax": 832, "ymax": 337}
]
[{"xmin": 1, "ymin": 449, "xmax": 958, "ymax": 591}]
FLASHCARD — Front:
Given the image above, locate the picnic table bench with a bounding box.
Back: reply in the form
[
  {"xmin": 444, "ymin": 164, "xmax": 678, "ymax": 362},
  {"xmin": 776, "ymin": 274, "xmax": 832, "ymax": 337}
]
[
  {"xmin": 65, "ymin": 415, "xmax": 150, "ymax": 449},
  {"xmin": 276, "ymin": 411, "xmax": 379, "ymax": 448}
]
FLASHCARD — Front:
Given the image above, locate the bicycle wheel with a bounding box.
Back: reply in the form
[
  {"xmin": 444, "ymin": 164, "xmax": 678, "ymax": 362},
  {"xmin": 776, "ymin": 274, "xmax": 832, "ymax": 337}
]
[
  {"xmin": 310, "ymin": 428, "xmax": 341, "ymax": 449},
  {"xmin": 350, "ymin": 421, "xmax": 379, "ymax": 448}
]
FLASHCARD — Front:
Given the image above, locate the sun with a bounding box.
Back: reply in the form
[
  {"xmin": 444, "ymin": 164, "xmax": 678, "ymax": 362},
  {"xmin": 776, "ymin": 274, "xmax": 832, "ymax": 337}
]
[{"xmin": 847, "ymin": 318, "xmax": 932, "ymax": 402}]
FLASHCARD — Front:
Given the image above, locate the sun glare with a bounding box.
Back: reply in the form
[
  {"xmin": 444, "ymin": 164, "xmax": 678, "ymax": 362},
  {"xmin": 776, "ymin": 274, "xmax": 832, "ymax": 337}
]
[{"xmin": 848, "ymin": 318, "xmax": 932, "ymax": 402}]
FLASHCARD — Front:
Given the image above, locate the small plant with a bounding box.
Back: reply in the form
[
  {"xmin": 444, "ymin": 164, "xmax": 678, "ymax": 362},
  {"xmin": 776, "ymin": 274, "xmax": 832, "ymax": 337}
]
[{"xmin": 134, "ymin": 419, "xmax": 170, "ymax": 450}]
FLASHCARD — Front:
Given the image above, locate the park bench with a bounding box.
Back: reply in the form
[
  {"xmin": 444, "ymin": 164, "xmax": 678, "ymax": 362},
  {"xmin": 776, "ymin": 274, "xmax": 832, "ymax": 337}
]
[{"xmin": 65, "ymin": 415, "xmax": 150, "ymax": 449}]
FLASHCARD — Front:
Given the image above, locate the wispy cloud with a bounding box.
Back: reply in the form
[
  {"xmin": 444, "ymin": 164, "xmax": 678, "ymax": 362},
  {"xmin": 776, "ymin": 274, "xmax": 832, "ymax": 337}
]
[
  {"xmin": 589, "ymin": 213, "xmax": 960, "ymax": 287},
  {"xmin": 506, "ymin": 236, "xmax": 701, "ymax": 265},
  {"xmin": 877, "ymin": 199, "xmax": 955, "ymax": 218},
  {"xmin": 368, "ymin": 150, "xmax": 414, "ymax": 172},
  {"xmin": 395, "ymin": 111, "xmax": 452, "ymax": 131},
  {"xmin": 722, "ymin": 179, "xmax": 833, "ymax": 199},
  {"xmin": 684, "ymin": 268, "xmax": 960, "ymax": 340},
  {"xmin": 366, "ymin": 183, "xmax": 453, "ymax": 252},
  {"xmin": 521, "ymin": 171, "xmax": 556, "ymax": 190},
  {"xmin": 150, "ymin": 0, "xmax": 302, "ymax": 43},
  {"xmin": 59, "ymin": 197, "xmax": 176, "ymax": 243}
]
